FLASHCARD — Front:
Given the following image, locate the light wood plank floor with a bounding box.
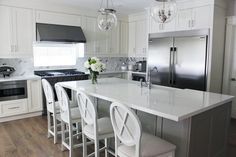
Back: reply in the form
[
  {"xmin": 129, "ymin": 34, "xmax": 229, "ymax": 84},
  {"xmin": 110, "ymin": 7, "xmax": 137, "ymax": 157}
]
[{"xmin": 0, "ymin": 116, "xmax": 235, "ymax": 157}]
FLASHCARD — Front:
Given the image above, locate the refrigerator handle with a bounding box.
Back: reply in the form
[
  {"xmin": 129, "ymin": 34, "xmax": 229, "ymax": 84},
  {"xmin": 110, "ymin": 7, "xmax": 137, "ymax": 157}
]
[
  {"xmin": 169, "ymin": 47, "xmax": 173, "ymax": 85},
  {"xmin": 172, "ymin": 47, "xmax": 177, "ymax": 85}
]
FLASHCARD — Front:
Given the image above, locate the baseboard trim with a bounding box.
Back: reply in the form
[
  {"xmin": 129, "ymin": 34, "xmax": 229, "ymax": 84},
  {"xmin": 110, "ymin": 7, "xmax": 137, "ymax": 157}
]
[{"xmin": 0, "ymin": 111, "xmax": 42, "ymax": 123}]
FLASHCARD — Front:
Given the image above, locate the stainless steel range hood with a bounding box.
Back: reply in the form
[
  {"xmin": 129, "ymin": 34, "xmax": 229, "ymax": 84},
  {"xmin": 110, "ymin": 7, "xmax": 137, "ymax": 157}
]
[{"xmin": 36, "ymin": 23, "xmax": 86, "ymax": 43}]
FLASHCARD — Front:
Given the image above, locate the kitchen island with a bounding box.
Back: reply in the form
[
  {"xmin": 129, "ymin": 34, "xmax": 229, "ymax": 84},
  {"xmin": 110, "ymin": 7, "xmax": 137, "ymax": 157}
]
[{"xmin": 58, "ymin": 78, "xmax": 234, "ymax": 157}]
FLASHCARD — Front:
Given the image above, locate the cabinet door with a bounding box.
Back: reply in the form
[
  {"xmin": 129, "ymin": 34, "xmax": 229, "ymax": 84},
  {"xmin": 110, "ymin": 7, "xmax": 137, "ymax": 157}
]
[
  {"xmin": 36, "ymin": 11, "xmax": 81, "ymax": 26},
  {"xmin": 176, "ymin": 9, "xmax": 192, "ymax": 30},
  {"xmin": 27, "ymin": 80, "xmax": 43, "ymax": 112},
  {"xmin": 192, "ymin": 5, "xmax": 212, "ymax": 29},
  {"xmin": 109, "ymin": 21, "xmax": 120, "ymax": 55},
  {"xmin": 84, "ymin": 17, "xmax": 97, "ymax": 55},
  {"xmin": 96, "ymin": 24, "xmax": 109, "ymax": 55},
  {"xmin": 13, "ymin": 8, "xmax": 33, "ymax": 56},
  {"xmin": 149, "ymin": 17, "xmax": 175, "ymax": 33},
  {"xmin": 128, "ymin": 22, "xmax": 136, "ymax": 56},
  {"xmin": 0, "ymin": 6, "xmax": 11, "ymax": 57},
  {"xmin": 136, "ymin": 20, "xmax": 147, "ymax": 56},
  {"xmin": 120, "ymin": 21, "xmax": 129, "ymax": 55}
]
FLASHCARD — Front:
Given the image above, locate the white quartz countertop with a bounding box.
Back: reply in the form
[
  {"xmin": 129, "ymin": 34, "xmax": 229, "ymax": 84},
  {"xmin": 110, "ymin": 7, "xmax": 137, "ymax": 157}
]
[
  {"xmin": 58, "ymin": 78, "xmax": 234, "ymax": 122},
  {"xmin": 0, "ymin": 75, "xmax": 41, "ymax": 82}
]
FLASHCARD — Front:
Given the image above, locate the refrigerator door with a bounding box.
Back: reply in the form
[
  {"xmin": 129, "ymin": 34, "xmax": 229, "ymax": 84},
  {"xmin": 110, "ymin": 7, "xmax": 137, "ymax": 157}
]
[
  {"xmin": 148, "ymin": 37, "xmax": 174, "ymax": 86},
  {"xmin": 172, "ymin": 36, "xmax": 207, "ymax": 91}
]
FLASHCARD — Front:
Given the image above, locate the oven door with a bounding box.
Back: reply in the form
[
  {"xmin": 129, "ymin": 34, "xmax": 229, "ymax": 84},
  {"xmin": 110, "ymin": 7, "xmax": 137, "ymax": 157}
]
[{"xmin": 0, "ymin": 81, "xmax": 28, "ymax": 101}]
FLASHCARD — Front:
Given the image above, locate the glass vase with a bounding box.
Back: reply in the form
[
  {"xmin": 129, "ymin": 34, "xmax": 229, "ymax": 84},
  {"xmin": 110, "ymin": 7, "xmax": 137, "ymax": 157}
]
[{"xmin": 90, "ymin": 71, "xmax": 98, "ymax": 84}]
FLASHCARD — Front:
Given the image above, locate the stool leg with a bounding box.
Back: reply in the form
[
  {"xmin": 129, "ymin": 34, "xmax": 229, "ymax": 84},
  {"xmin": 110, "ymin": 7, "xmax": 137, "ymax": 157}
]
[
  {"xmin": 69, "ymin": 124, "xmax": 74, "ymax": 157},
  {"xmin": 105, "ymin": 138, "xmax": 108, "ymax": 157},
  {"xmin": 47, "ymin": 111, "xmax": 51, "ymax": 138},
  {"xmin": 95, "ymin": 139, "xmax": 99, "ymax": 157},
  {"xmin": 61, "ymin": 121, "xmax": 65, "ymax": 151},
  {"xmin": 82, "ymin": 133, "xmax": 87, "ymax": 157},
  {"xmin": 53, "ymin": 114, "xmax": 58, "ymax": 144}
]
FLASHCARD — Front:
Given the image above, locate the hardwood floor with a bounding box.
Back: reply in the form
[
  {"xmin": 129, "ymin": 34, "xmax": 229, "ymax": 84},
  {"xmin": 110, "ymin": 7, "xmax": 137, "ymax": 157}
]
[{"xmin": 0, "ymin": 116, "xmax": 236, "ymax": 157}]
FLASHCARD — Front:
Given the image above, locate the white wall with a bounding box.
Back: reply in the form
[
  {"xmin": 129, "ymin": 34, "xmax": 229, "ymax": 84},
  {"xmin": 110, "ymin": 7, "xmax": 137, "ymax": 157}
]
[{"xmin": 227, "ymin": 0, "xmax": 236, "ymax": 16}]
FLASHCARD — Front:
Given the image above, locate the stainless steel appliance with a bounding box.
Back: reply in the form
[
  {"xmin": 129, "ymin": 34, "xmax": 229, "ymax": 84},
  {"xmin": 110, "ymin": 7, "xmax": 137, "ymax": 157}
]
[
  {"xmin": 148, "ymin": 29, "xmax": 209, "ymax": 91},
  {"xmin": 0, "ymin": 81, "xmax": 27, "ymax": 101},
  {"xmin": 36, "ymin": 23, "xmax": 86, "ymax": 43},
  {"xmin": 136, "ymin": 61, "xmax": 147, "ymax": 72},
  {"xmin": 35, "ymin": 69, "xmax": 89, "ymax": 115}
]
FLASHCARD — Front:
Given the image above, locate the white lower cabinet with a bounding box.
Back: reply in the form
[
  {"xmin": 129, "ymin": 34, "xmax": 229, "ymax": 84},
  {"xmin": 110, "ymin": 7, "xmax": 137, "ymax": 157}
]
[
  {"xmin": 0, "ymin": 99, "xmax": 28, "ymax": 118},
  {"xmin": 27, "ymin": 79, "xmax": 43, "ymax": 112},
  {"xmin": 0, "ymin": 79, "xmax": 43, "ymax": 121}
]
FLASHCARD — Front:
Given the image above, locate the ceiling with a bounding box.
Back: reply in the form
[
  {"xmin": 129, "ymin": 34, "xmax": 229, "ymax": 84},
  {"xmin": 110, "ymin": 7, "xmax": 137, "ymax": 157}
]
[{"xmin": 43, "ymin": 0, "xmax": 155, "ymax": 14}]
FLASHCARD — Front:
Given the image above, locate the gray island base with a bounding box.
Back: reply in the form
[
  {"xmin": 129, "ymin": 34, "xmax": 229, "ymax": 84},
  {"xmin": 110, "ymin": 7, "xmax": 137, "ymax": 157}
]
[
  {"xmin": 98, "ymin": 99, "xmax": 231, "ymax": 157},
  {"xmin": 59, "ymin": 78, "xmax": 234, "ymax": 157}
]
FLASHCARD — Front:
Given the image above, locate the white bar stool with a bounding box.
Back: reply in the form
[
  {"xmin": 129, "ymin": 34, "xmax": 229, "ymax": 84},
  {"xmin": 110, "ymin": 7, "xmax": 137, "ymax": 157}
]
[
  {"xmin": 55, "ymin": 84, "xmax": 82, "ymax": 157},
  {"xmin": 42, "ymin": 79, "xmax": 61, "ymax": 144},
  {"xmin": 110, "ymin": 102, "xmax": 176, "ymax": 157},
  {"xmin": 76, "ymin": 91, "xmax": 114, "ymax": 157}
]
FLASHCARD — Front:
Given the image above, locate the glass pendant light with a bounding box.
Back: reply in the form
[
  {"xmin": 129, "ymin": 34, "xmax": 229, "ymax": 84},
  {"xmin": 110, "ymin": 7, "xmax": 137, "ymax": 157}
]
[
  {"xmin": 150, "ymin": 0, "xmax": 177, "ymax": 23},
  {"xmin": 97, "ymin": 0, "xmax": 117, "ymax": 31}
]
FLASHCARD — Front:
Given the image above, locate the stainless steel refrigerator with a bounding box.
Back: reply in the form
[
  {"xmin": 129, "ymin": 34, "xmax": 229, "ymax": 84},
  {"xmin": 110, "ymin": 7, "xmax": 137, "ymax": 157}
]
[{"xmin": 148, "ymin": 30, "xmax": 209, "ymax": 91}]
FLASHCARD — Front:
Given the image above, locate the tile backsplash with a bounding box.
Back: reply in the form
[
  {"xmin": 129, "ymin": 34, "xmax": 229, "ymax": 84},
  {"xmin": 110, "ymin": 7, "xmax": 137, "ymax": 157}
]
[{"xmin": 0, "ymin": 57, "xmax": 146, "ymax": 76}]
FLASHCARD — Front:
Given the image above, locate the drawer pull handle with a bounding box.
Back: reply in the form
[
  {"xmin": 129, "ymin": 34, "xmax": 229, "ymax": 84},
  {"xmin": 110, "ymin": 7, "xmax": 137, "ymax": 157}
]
[{"xmin": 8, "ymin": 107, "xmax": 20, "ymax": 110}]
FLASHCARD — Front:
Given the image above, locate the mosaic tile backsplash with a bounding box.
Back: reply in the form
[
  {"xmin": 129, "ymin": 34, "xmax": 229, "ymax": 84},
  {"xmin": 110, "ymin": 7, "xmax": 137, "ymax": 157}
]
[{"xmin": 0, "ymin": 57, "xmax": 146, "ymax": 76}]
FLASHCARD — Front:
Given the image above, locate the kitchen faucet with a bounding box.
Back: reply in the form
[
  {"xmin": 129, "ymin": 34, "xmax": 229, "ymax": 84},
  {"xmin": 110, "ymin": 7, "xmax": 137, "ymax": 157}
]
[{"xmin": 140, "ymin": 66, "xmax": 158, "ymax": 89}]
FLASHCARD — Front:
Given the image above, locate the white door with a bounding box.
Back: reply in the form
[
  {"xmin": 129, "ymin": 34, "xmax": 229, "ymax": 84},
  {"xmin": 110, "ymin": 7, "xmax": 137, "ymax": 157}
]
[
  {"xmin": 176, "ymin": 9, "xmax": 192, "ymax": 30},
  {"xmin": 13, "ymin": 8, "xmax": 34, "ymax": 56},
  {"xmin": 0, "ymin": 6, "xmax": 12, "ymax": 57},
  {"xmin": 192, "ymin": 5, "xmax": 212, "ymax": 29},
  {"xmin": 223, "ymin": 23, "xmax": 236, "ymax": 118},
  {"xmin": 128, "ymin": 22, "xmax": 136, "ymax": 56},
  {"xmin": 229, "ymin": 27, "xmax": 236, "ymax": 118}
]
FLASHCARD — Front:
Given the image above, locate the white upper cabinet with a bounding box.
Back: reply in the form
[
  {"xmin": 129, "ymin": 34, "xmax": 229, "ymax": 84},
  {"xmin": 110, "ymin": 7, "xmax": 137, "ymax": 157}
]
[
  {"xmin": 0, "ymin": 6, "xmax": 33, "ymax": 58},
  {"xmin": 36, "ymin": 11, "xmax": 81, "ymax": 26},
  {"xmin": 0, "ymin": 6, "xmax": 12, "ymax": 57},
  {"xmin": 149, "ymin": 15, "xmax": 176, "ymax": 33},
  {"xmin": 128, "ymin": 17, "xmax": 148, "ymax": 57},
  {"xmin": 13, "ymin": 8, "xmax": 33, "ymax": 56},
  {"xmin": 108, "ymin": 21, "xmax": 120, "ymax": 55},
  {"xmin": 135, "ymin": 20, "xmax": 147, "ymax": 56},
  {"xmin": 120, "ymin": 21, "xmax": 129, "ymax": 55},
  {"xmin": 177, "ymin": 5, "xmax": 212, "ymax": 30},
  {"xmin": 83, "ymin": 16, "xmax": 97, "ymax": 55},
  {"xmin": 176, "ymin": 8, "xmax": 193, "ymax": 30},
  {"xmin": 149, "ymin": 5, "xmax": 212, "ymax": 33},
  {"xmin": 128, "ymin": 22, "xmax": 136, "ymax": 56},
  {"xmin": 191, "ymin": 5, "xmax": 212, "ymax": 29}
]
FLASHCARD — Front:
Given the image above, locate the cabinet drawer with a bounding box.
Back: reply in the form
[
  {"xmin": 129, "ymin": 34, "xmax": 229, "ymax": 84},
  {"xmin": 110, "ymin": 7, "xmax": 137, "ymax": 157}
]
[{"xmin": 0, "ymin": 99, "xmax": 28, "ymax": 117}]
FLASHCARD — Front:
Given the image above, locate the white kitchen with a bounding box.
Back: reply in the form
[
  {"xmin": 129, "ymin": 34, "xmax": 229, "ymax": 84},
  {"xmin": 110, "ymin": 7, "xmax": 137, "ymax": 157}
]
[{"xmin": 0, "ymin": 0, "xmax": 236, "ymax": 157}]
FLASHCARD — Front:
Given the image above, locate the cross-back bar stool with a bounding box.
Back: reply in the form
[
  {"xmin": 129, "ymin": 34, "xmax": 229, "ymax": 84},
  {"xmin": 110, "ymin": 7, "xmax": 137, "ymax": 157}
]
[
  {"xmin": 110, "ymin": 102, "xmax": 176, "ymax": 157},
  {"xmin": 42, "ymin": 79, "xmax": 61, "ymax": 144},
  {"xmin": 55, "ymin": 84, "xmax": 82, "ymax": 157},
  {"xmin": 77, "ymin": 90, "xmax": 114, "ymax": 157}
]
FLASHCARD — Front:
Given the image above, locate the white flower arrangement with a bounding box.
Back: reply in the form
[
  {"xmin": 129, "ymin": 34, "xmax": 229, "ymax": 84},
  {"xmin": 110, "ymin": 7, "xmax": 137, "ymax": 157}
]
[{"xmin": 84, "ymin": 57, "xmax": 106, "ymax": 84}]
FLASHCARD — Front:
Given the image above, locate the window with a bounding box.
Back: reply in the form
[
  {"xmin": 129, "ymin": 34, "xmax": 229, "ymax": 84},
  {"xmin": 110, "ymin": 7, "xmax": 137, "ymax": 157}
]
[{"xmin": 33, "ymin": 43, "xmax": 84, "ymax": 67}]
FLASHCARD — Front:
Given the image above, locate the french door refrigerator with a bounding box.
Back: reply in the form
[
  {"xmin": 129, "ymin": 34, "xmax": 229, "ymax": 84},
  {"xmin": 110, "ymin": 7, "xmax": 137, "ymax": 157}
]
[{"xmin": 148, "ymin": 30, "xmax": 209, "ymax": 91}]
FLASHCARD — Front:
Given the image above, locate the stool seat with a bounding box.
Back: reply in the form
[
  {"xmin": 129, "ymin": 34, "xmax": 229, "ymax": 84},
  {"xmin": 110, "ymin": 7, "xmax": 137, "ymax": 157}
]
[
  {"xmin": 118, "ymin": 133, "xmax": 176, "ymax": 157},
  {"xmin": 83, "ymin": 117, "xmax": 113, "ymax": 138}
]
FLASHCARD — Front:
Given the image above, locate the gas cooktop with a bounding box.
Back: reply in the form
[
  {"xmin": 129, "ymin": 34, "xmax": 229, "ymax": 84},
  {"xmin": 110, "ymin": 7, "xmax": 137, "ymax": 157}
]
[{"xmin": 34, "ymin": 69, "xmax": 87, "ymax": 78}]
